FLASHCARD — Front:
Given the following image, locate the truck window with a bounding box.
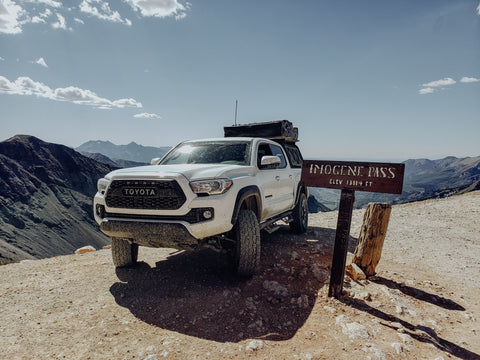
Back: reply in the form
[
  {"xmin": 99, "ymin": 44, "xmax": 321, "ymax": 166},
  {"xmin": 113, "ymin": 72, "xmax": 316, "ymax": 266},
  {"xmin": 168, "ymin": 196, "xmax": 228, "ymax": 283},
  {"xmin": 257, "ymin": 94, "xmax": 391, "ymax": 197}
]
[{"xmin": 257, "ymin": 143, "xmax": 287, "ymax": 169}]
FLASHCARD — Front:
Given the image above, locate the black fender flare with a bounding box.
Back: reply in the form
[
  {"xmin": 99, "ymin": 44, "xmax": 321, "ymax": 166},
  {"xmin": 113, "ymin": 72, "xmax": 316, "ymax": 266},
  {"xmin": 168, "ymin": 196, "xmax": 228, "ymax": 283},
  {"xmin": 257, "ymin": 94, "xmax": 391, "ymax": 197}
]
[
  {"xmin": 293, "ymin": 184, "xmax": 309, "ymax": 209},
  {"xmin": 231, "ymin": 186, "xmax": 262, "ymax": 225}
]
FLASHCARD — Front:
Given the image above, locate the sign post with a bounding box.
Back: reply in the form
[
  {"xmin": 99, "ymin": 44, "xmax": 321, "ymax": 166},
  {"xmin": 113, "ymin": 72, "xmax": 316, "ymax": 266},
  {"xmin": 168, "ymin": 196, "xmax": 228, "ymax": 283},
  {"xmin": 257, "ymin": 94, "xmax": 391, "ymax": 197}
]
[{"xmin": 301, "ymin": 160, "xmax": 405, "ymax": 299}]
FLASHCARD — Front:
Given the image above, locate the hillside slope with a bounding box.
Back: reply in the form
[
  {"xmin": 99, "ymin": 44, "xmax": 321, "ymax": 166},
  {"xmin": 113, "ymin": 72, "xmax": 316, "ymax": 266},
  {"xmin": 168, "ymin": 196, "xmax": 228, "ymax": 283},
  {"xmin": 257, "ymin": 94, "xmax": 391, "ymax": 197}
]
[
  {"xmin": 0, "ymin": 135, "xmax": 113, "ymax": 262},
  {"xmin": 0, "ymin": 192, "xmax": 478, "ymax": 359}
]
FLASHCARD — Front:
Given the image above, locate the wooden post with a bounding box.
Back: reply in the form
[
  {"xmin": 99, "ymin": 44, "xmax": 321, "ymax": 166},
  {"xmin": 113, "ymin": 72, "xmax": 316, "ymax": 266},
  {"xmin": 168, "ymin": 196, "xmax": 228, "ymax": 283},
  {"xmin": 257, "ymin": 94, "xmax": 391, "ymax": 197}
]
[
  {"xmin": 328, "ymin": 189, "xmax": 355, "ymax": 298},
  {"xmin": 352, "ymin": 203, "xmax": 392, "ymax": 276}
]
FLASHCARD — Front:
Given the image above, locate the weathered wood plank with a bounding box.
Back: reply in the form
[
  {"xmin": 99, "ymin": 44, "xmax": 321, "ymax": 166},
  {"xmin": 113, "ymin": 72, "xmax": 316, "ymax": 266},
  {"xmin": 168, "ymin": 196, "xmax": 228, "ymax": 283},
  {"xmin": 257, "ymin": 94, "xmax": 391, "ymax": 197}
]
[
  {"xmin": 302, "ymin": 160, "xmax": 405, "ymax": 194},
  {"xmin": 352, "ymin": 203, "xmax": 392, "ymax": 276}
]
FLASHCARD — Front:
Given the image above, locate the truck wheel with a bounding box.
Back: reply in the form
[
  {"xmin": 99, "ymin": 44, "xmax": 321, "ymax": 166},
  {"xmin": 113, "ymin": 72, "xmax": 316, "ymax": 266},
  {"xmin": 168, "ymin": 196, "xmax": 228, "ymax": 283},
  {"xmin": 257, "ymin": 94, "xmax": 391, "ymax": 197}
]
[
  {"xmin": 111, "ymin": 237, "xmax": 138, "ymax": 267},
  {"xmin": 233, "ymin": 209, "xmax": 260, "ymax": 277},
  {"xmin": 290, "ymin": 192, "xmax": 308, "ymax": 234}
]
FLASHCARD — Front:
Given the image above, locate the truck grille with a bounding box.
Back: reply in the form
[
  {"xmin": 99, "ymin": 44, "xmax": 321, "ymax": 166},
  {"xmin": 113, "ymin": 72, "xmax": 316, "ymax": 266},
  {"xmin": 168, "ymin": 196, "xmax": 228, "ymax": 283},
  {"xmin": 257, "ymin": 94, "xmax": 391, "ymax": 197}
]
[{"xmin": 105, "ymin": 180, "xmax": 186, "ymax": 210}]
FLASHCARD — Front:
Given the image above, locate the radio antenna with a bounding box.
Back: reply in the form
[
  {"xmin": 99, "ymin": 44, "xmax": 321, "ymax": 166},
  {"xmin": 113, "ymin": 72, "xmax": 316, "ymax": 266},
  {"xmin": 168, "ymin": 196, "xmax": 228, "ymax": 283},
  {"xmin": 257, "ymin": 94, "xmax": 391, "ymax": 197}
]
[{"xmin": 234, "ymin": 99, "xmax": 238, "ymax": 126}]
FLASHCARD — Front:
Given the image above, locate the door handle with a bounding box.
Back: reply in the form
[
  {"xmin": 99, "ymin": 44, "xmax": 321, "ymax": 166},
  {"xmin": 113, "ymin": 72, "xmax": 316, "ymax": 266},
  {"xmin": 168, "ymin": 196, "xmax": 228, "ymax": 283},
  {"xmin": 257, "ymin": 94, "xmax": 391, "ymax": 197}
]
[{"xmin": 275, "ymin": 176, "xmax": 280, "ymax": 181}]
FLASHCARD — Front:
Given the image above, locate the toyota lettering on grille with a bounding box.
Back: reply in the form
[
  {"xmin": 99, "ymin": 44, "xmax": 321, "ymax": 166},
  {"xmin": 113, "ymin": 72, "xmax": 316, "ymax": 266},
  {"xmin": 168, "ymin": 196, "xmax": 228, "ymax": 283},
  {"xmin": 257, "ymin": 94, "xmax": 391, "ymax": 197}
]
[{"xmin": 122, "ymin": 188, "xmax": 157, "ymax": 196}]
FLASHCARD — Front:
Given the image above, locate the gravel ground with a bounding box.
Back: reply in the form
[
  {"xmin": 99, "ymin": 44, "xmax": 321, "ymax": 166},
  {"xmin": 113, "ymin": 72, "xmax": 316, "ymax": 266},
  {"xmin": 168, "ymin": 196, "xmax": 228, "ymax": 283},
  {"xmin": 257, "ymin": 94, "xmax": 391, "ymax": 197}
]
[{"xmin": 0, "ymin": 191, "xmax": 479, "ymax": 359}]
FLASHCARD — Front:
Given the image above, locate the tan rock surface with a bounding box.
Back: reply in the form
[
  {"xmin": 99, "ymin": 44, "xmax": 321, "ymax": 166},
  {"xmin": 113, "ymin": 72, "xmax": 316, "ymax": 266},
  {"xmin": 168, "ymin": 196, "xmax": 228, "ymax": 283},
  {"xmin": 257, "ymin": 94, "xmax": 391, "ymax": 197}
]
[{"xmin": 1, "ymin": 191, "xmax": 479, "ymax": 359}]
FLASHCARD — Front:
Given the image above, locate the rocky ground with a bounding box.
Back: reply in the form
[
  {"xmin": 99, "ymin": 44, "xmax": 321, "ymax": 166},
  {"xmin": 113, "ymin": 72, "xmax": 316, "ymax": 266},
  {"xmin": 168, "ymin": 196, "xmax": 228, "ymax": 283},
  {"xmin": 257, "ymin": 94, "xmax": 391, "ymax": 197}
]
[{"xmin": 0, "ymin": 191, "xmax": 479, "ymax": 359}]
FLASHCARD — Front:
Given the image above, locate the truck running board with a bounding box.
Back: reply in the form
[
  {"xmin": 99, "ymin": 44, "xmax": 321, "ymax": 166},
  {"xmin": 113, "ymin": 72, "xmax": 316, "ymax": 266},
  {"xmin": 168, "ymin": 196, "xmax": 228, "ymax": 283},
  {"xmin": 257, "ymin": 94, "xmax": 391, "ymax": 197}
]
[{"xmin": 260, "ymin": 211, "xmax": 292, "ymax": 233}]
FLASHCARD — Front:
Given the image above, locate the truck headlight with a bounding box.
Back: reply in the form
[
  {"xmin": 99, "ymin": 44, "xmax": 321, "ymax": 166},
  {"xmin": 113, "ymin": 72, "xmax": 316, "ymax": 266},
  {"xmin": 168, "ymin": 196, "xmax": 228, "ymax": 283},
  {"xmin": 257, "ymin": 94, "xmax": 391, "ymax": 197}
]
[
  {"xmin": 190, "ymin": 179, "xmax": 233, "ymax": 195},
  {"xmin": 97, "ymin": 178, "xmax": 110, "ymax": 195}
]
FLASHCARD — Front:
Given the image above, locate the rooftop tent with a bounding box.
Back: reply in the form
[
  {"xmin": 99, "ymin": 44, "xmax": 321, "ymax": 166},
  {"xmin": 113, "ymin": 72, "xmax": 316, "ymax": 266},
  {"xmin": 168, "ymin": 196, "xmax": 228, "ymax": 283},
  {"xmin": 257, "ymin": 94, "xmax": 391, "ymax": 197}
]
[{"xmin": 224, "ymin": 120, "xmax": 298, "ymax": 144}]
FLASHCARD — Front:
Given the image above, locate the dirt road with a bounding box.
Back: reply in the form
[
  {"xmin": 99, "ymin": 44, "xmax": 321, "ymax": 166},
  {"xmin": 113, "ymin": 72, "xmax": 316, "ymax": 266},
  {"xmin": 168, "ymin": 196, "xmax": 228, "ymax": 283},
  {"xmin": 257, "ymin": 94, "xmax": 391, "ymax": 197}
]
[{"xmin": 1, "ymin": 191, "xmax": 479, "ymax": 359}]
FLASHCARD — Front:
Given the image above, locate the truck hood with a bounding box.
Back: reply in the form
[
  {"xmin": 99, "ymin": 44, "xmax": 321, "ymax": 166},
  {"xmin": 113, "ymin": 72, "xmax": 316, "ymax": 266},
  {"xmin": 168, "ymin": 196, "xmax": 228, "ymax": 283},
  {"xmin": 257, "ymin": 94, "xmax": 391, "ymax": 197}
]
[{"xmin": 106, "ymin": 164, "xmax": 252, "ymax": 181}]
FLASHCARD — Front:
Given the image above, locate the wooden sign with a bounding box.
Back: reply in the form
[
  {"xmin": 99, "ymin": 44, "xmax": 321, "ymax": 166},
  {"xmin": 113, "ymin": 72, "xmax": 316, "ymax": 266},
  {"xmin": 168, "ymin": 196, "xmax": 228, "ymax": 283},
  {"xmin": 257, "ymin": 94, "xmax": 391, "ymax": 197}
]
[
  {"xmin": 301, "ymin": 159, "xmax": 405, "ymax": 299},
  {"xmin": 302, "ymin": 160, "xmax": 405, "ymax": 194}
]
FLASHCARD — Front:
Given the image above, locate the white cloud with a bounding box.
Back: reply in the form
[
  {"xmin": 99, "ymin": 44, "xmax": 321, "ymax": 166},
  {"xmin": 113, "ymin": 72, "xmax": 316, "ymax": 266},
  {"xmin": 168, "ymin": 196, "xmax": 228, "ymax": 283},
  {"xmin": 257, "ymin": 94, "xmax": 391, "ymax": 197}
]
[
  {"xmin": 51, "ymin": 12, "xmax": 69, "ymax": 29},
  {"xmin": 31, "ymin": 8, "xmax": 52, "ymax": 24},
  {"xmin": 1, "ymin": 0, "xmax": 188, "ymax": 35},
  {"xmin": 0, "ymin": 56, "xmax": 5, "ymax": 61},
  {"xmin": 422, "ymin": 77, "xmax": 456, "ymax": 87},
  {"xmin": 113, "ymin": 98, "xmax": 143, "ymax": 108},
  {"xmin": 0, "ymin": 75, "xmax": 142, "ymax": 109},
  {"xmin": 419, "ymin": 87, "xmax": 435, "ymax": 95},
  {"xmin": 23, "ymin": 0, "xmax": 62, "ymax": 8},
  {"xmin": 0, "ymin": 0, "xmax": 25, "ymax": 34},
  {"xmin": 134, "ymin": 112, "xmax": 162, "ymax": 119},
  {"xmin": 0, "ymin": 76, "xmax": 53, "ymax": 97},
  {"xmin": 175, "ymin": 12, "xmax": 187, "ymax": 20},
  {"xmin": 34, "ymin": 57, "xmax": 48, "ymax": 68},
  {"xmin": 460, "ymin": 76, "xmax": 480, "ymax": 83},
  {"xmin": 31, "ymin": 16, "xmax": 45, "ymax": 23},
  {"xmin": 124, "ymin": 0, "xmax": 189, "ymax": 19},
  {"xmin": 79, "ymin": 0, "xmax": 131, "ymax": 25},
  {"xmin": 477, "ymin": 2, "xmax": 480, "ymax": 15}
]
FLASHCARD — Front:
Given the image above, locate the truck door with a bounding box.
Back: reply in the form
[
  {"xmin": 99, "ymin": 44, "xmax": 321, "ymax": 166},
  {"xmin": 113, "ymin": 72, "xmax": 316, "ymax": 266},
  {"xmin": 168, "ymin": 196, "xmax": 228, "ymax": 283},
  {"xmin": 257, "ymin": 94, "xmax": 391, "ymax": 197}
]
[{"xmin": 256, "ymin": 142, "xmax": 295, "ymax": 219}]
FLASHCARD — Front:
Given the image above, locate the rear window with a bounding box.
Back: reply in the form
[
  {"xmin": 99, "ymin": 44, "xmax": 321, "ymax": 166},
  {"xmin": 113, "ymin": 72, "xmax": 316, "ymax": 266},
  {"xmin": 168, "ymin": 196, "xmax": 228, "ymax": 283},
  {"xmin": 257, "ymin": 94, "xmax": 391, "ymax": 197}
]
[{"xmin": 284, "ymin": 144, "xmax": 303, "ymax": 168}]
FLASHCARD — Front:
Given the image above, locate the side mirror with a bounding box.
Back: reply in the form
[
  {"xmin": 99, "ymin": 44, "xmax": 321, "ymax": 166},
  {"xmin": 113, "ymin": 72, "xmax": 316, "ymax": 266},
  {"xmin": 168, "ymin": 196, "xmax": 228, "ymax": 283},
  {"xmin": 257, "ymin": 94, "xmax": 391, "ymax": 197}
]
[
  {"xmin": 151, "ymin": 157, "xmax": 161, "ymax": 165},
  {"xmin": 260, "ymin": 155, "xmax": 281, "ymax": 169}
]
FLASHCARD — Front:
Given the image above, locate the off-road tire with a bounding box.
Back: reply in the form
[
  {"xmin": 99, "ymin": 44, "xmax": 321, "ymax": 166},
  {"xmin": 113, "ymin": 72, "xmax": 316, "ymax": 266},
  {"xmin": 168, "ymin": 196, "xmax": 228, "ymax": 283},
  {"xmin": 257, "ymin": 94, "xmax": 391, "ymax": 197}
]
[
  {"xmin": 290, "ymin": 191, "xmax": 308, "ymax": 234},
  {"xmin": 111, "ymin": 237, "xmax": 138, "ymax": 267},
  {"xmin": 233, "ymin": 209, "xmax": 260, "ymax": 277}
]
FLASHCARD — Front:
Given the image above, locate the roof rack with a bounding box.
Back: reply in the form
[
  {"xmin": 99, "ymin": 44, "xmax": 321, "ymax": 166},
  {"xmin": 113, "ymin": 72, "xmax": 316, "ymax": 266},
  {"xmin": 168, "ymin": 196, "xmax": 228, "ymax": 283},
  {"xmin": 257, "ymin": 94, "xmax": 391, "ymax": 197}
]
[{"xmin": 224, "ymin": 120, "xmax": 298, "ymax": 143}]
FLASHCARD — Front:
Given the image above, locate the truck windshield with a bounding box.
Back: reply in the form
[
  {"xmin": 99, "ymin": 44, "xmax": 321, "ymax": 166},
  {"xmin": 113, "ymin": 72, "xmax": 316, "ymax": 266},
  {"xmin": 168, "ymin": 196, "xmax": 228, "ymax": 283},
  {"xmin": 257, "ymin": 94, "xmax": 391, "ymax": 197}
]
[{"xmin": 159, "ymin": 141, "xmax": 251, "ymax": 166}]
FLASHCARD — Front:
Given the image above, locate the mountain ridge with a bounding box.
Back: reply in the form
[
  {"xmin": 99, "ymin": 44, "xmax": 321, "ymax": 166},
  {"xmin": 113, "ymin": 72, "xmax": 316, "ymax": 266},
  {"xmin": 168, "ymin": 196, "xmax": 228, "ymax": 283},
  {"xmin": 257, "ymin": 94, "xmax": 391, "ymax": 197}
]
[
  {"xmin": 0, "ymin": 135, "xmax": 113, "ymax": 262},
  {"xmin": 76, "ymin": 139, "xmax": 171, "ymax": 163}
]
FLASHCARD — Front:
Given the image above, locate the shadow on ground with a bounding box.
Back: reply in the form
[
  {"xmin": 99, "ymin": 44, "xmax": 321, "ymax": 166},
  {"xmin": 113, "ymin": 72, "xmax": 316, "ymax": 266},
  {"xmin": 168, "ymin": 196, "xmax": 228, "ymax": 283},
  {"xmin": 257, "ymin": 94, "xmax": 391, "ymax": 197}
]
[
  {"xmin": 370, "ymin": 276, "xmax": 465, "ymax": 311},
  {"xmin": 110, "ymin": 226, "xmax": 356, "ymax": 342},
  {"xmin": 342, "ymin": 297, "xmax": 479, "ymax": 360}
]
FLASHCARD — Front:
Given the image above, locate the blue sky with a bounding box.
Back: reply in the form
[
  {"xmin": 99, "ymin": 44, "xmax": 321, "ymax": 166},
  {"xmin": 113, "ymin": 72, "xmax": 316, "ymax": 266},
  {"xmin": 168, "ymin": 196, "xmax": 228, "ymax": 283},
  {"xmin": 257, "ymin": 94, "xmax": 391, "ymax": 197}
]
[{"xmin": 1, "ymin": 0, "xmax": 479, "ymax": 161}]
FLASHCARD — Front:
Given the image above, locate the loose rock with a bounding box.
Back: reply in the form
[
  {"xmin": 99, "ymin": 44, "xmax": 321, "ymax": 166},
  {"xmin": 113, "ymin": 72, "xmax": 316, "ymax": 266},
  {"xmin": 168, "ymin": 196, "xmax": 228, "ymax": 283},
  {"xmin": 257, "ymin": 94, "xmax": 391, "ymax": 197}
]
[
  {"xmin": 263, "ymin": 280, "xmax": 288, "ymax": 297},
  {"xmin": 335, "ymin": 315, "xmax": 371, "ymax": 340},
  {"xmin": 391, "ymin": 342, "xmax": 405, "ymax": 355},
  {"xmin": 75, "ymin": 246, "xmax": 96, "ymax": 254},
  {"xmin": 345, "ymin": 263, "xmax": 366, "ymax": 281},
  {"xmin": 245, "ymin": 340, "xmax": 264, "ymax": 352}
]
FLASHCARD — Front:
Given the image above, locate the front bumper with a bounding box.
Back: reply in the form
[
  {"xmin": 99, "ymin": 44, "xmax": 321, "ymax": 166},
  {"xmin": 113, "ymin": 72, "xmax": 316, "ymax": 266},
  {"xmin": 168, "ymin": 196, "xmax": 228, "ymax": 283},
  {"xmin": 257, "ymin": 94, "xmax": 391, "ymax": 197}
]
[
  {"xmin": 94, "ymin": 176, "xmax": 238, "ymax": 242},
  {"xmin": 100, "ymin": 220, "xmax": 198, "ymax": 250}
]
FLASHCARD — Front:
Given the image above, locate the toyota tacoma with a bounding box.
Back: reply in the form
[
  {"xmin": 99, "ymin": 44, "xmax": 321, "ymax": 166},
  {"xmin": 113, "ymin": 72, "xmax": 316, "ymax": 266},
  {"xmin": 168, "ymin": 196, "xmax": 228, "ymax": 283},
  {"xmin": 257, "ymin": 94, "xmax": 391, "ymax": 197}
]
[{"xmin": 94, "ymin": 121, "xmax": 308, "ymax": 277}]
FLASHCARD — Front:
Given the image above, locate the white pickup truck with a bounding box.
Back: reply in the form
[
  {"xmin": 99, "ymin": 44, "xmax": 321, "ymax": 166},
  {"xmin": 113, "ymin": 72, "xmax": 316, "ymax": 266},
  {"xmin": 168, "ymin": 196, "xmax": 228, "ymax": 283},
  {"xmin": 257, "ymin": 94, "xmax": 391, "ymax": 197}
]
[{"xmin": 94, "ymin": 121, "xmax": 308, "ymax": 277}]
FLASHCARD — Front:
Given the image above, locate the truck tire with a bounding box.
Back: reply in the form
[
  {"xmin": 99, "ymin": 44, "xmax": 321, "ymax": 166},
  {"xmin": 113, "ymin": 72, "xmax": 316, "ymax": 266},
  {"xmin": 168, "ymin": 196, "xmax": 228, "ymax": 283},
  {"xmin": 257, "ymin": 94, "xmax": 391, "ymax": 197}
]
[
  {"xmin": 290, "ymin": 191, "xmax": 308, "ymax": 234},
  {"xmin": 111, "ymin": 237, "xmax": 138, "ymax": 267},
  {"xmin": 233, "ymin": 209, "xmax": 260, "ymax": 277}
]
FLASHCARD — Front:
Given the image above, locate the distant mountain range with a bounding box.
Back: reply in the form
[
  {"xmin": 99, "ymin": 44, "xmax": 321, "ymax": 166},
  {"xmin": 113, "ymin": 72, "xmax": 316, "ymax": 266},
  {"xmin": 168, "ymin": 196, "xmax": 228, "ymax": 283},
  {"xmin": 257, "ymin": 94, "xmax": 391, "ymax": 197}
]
[
  {"xmin": 76, "ymin": 140, "xmax": 171, "ymax": 164},
  {"xmin": 80, "ymin": 152, "xmax": 146, "ymax": 168},
  {"xmin": 1, "ymin": 135, "xmax": 479, "ymax": 262},
  {"xmin": 0, "ymin": 135, "xmax": 113, "ymax": 263}
]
